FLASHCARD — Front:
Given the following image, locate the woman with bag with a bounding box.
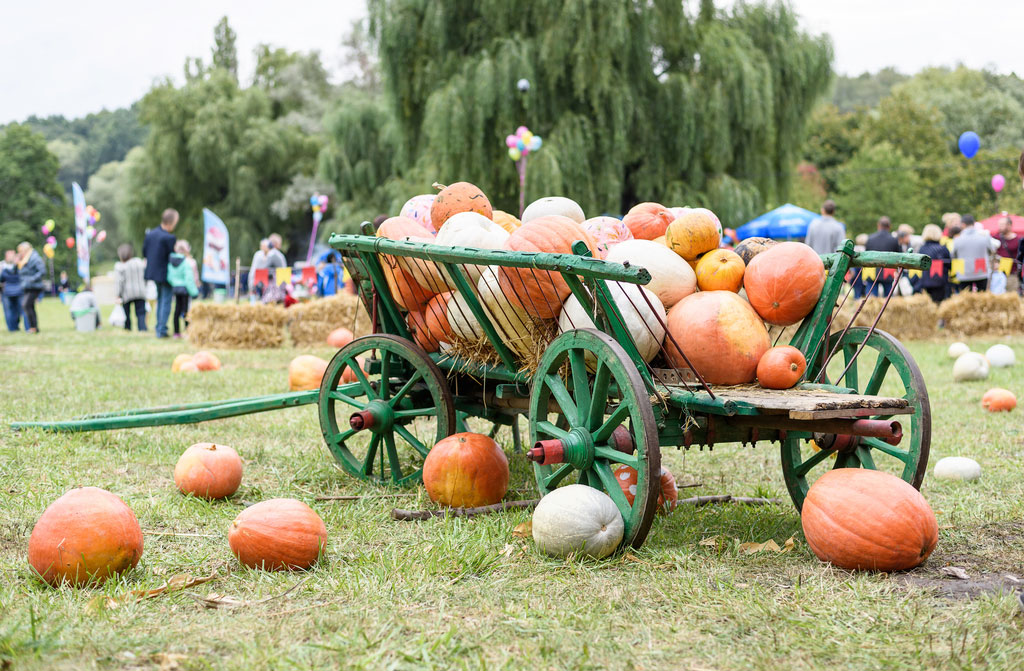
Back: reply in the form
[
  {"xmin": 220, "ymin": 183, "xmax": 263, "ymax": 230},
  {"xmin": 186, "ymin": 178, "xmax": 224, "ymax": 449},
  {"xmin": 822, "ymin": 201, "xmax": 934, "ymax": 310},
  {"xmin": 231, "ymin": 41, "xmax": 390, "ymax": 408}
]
[{"xmin": 115, "ymin": 243, "xmax": 148, "ymax": 331}]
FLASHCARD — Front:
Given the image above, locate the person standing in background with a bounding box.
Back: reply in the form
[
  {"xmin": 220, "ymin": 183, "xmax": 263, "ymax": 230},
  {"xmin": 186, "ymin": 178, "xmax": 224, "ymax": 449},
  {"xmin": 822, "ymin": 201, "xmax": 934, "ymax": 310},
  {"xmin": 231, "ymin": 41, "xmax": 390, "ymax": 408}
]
[
  {"xmin": 864, "ymin": 217, "xmax": 900, "ymax": 296},
  {"xmin": 804, "ymin": 199, "xmax": 845, "ymax": 255},
  {"xmin": 266, "ymin": 233, "xmax": 287, "ymax": 269},
  {"xmin": 952, "ymin": 215, "xmax": 992, "ymax": 292},
  {"xmin": 1, "ymin": 250, "xmax": 24, "ymax": 331},
  {"xmin": 16, "ymin": 242, "xmax": 45, "ymax": 333},
  {"xmin": 167, "ymin": 240, "xmax": 199, "ymax": 338},
  {"xmin": 995, "ymin": 215, "xmax": 1019, "ymax": 295},
  {"xmin": 115, "ymin": 243, "xmax": 148, "ymax": 332},
  {"xmin": 913, "ymin": 224, "xmax": 951, "ymax": 304},
  {"xmin": 143, "ymin": 209, "xmax": 179, "ymax": 337},
  {"xmin": 249, "ymin": 238, "xmax": 270, "ymax": 303}
]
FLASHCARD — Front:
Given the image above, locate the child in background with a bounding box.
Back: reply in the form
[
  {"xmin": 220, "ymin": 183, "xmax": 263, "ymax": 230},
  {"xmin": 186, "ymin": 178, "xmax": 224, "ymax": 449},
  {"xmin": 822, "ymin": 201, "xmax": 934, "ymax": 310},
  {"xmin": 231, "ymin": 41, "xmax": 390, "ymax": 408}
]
[
  {"xmin": 115, "ymin": 243, "xmax": 148, "ymax": 331},
  {"xmin": 167, "ymin": 240, "xmax": 199, "ymax": 338}
]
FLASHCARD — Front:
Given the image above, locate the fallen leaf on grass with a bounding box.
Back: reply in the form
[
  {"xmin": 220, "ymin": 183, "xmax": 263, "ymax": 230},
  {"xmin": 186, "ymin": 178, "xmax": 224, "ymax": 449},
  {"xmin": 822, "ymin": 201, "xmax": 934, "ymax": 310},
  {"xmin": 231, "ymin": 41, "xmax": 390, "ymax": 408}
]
[
  {"xmin": 940, "ymin": 566, "xmax": 970, "ymax": 580},
  {"xmin": 132, "ymin": 570, "xmax": 223, "ymax": 601},
  {"xmin": 782, "ymin": 535, "xmax": 796, "ymax": 553},
  {"xmin": 699, "ymin": 536, "xmax": 720, "ymax": 547},
  {"xmin": 154, "ymin": 653, "xmax": 188, "ymax": 671},
  {"xmin": 190, "ymin": 578, "xmax": 309, "ymax": 610},
  {"xmin": 739, "ymin": 539, "xmax": 781, "ymax": 555},
  {"xmin": 512, "ymin": 521, "xmax": 532, "ymax": 538}
]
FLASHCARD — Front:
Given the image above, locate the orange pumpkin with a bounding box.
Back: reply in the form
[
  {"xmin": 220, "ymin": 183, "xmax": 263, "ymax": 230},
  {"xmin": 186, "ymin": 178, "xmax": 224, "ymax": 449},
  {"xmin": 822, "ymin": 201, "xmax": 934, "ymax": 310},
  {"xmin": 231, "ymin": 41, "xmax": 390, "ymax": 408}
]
[
  {"xmin": 492, "ymin": 209, "xmax": 523, "ymax": 234},
  {"xmin": 28, "ymin": 487, "xmax": 143, "ymax": 586},
  {"xmin": 341, "ymin": 356, "xmax": 366, "ymax": 384},
  {"xmin": 756, "ymin": 346, "xmax": 807, "ymax": 389},
  {"xmin": 375, "ymin": 216, "xmax": 437, "ymax": 310},
  {"xmin": 178, "ymin": 360, "xmax": 200, "ymax": 373},
  {"xmin": 622, "ymin": 202, "xmax": 673, "ymax": 240},
  {"xmin": 174, "ymin": 443, "xmax": 243, "ymax": 500},
  {"xmin": 498, "ymin": 216, "xmax": 601, "ymax": 319},
  {"xmin": 289, "ymin": 355, "xmax": 329, "ymax": 391},
  {"xmin": 228, "ymin": 498, "xmax": 327, "ymax": 571},
  {"xmin": 981, "ymin": 388, "xmax": 1017, "ymax": 412},
  {"xmin": 327, "ymin": 327, "xmax": 354, "ymax": 349},
  {"xmin": 423, "ymin": 292, "xmax": 454, "ymax": 347},
  {"xmin": 422, "ymin": 432, "xmax": 509, "ymax": 507},
  {"xmin": 430, "ymin": 182, "xmax": 493, "ymax": 228},
  {"xmin": 734, "ymin": 237, "xmax": 779, "ymax": 265},
  {"xmin": 695, "ymin": 249, "xmax": 745, "ymax": 292},
  {"xmin": 743, "ymin": 242, "xmax": 825, "ymax": 326},
  {"xmin": 665, "ymin": 208, "xmax": 722, "ymax": 261},
  {"xmin": 407, "ymin": 310, "xmax": 438, "ymax": 352},
  {"xmin": 171, "ymin": 353, "xmax": 193, "ymax": 372},
  {"xmin": 612, "ymin": 465, "xmax": 679, "ymax": 513},
  {"xmin": 192, "ymin": 350, "xmax": 221, "ymax": 371},
  {"xmin": 664, "ymin": 291, "xmax": 770, "ymax": 385},
  {"xmin": 801, "ymin": 468, "xmax": 938, "ymax": 571}
]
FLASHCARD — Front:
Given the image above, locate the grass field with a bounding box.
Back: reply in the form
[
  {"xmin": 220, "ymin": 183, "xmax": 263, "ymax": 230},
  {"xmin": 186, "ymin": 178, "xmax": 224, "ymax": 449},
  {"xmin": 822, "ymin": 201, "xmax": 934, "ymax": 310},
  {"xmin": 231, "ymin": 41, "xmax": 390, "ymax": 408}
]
[{"xmin": 1, "ymin": 298, "xmax": 1023, "ymax": 670}]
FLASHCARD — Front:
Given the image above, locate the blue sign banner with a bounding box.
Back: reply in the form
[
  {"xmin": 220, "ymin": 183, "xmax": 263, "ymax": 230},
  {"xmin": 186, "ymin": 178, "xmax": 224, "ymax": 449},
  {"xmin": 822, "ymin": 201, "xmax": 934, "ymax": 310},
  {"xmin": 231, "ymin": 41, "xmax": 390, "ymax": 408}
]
[
  {"xmin": 72, "ymin": 182, "xmax": 89, "ymax": 280},
  {"xmin": 200, "ymin": 208, "xmax": 230, "ymax": 285}
]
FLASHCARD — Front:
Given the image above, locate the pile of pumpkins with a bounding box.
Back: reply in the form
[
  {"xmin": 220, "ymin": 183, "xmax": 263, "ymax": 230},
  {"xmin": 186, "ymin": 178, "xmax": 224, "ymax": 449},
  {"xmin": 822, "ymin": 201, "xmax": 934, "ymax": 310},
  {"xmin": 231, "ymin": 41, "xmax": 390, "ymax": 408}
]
[
  {"xmin": 27, "ymin": 442, "xmax": 327, "ymax": 587},
  {"xmin": 377, "ymin": 182, "xmax": 824, "ymax": 390},
  {"xmin": 947, "ymin": 341, "xmax": 1017, "ymax": 411},
  {"xmin": 171, "ymin": 351, "xmax": 221, "ymax": 373}
]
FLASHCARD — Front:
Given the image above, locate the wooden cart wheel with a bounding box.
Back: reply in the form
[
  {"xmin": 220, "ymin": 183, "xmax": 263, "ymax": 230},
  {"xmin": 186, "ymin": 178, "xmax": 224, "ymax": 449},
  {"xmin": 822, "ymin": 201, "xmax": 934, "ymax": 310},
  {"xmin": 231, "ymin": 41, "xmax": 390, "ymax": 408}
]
[
  {"xmin": 780, "ymin": 327, "xmax": 931, "ymax": 510},
  {"xmin": 319, "ymin": 334, "xmax": 455, "ymax": 486},
  {"xmin": 529, "ymin": 329, "xmax": 661, "ymax": 549}
]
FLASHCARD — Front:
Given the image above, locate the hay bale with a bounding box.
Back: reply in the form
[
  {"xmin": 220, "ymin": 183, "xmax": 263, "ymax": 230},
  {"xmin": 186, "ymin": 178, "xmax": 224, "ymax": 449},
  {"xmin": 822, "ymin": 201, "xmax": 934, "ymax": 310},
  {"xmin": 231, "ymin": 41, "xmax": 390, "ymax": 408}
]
[
  {"xmin": 287, "ymin": 294, "xmax": 372, "ymax": 347},
  {"xmin": 830, "ymin": 294, "xmax": 939, "ymax": 341},
  {"xmin": 937, "ymin": 293, "xmax": 1024, "ymax": 336},
  {"xmin": 187, "ymin": 303, "xmax": 289, "ymax": 349}
]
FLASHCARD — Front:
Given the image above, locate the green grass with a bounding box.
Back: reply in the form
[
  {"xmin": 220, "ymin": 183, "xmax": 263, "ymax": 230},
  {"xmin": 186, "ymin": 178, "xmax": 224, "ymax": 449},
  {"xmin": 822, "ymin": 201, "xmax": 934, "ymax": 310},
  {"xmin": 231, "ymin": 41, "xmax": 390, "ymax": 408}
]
[{"xmin": 1, "ymin": 298, "xmax": 1023, "ymax": 670}]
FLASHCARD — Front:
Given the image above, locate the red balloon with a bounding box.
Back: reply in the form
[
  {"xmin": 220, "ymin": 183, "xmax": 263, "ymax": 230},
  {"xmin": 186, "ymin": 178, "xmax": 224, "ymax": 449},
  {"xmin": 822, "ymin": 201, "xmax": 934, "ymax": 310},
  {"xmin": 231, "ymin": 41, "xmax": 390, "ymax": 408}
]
[{"xmin": 66, "ymin": 237, "xmax": 75, "ymax": 249}]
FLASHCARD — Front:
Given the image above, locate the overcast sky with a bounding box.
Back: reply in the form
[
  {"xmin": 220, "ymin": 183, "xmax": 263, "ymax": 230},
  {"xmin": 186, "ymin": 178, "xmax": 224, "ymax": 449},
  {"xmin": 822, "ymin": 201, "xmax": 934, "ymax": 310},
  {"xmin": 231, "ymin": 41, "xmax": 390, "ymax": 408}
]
[{"xmin": 2, "ymin": 0, "xmax": 1023, "ymax": 124}]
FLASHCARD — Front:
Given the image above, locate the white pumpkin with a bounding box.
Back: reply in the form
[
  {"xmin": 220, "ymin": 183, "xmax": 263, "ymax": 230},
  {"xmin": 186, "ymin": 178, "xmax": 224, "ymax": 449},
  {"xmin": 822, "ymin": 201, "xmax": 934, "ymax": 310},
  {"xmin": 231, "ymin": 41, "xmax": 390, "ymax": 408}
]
[
  {"xmin": 477, "ymin": 267, "xmax": 536, "ymax": 357},
  {"xmin": 532, "ymin": 484, "xmax": 624, "ymax": 559},
  {"xmin": 985, "ymin": 344, "xmax": 1016, "ymax": 368},
  {"xmin": 603, "ymin": 239, "xmax": 697, "ymax": 308},
  {"xmin": 447, "ymin": 291, "xmax": 484, "ymax": 341},
  {"xmin": 933, "ymin": 456, "xmax": 982, "ymax": 482},
  {"xmin": 667, "ymin": 206, "xmax": 693, "ymax": 221},
  {"xmin": 522, "ymin": 197, "xmax": 586, "ymax": 224},
  {"xmin": 434, "ymin": 212, "xmax": 510, "ymax": 289},
  {"xmin": 947, "ymin": 342, "xmax": 970, "ymax": 359},
  {"xmin": 953, "ymin": 351, "xmax": 989, "ymax": 382},
  {"xmin": 558, "ymin": 282, "xmax": 666, "ymax": 363}
]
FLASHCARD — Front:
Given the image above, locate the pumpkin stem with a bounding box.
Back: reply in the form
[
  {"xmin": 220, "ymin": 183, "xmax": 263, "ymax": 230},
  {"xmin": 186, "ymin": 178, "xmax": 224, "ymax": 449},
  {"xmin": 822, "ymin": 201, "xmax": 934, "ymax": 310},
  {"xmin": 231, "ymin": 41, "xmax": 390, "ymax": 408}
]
[
  {"xmin": 790, "ymin": 363, "xmax": 798, "ymax": 372},
  {"xmin": 431, "ymin": 182, "xmax": 447, "ymax": 192}
]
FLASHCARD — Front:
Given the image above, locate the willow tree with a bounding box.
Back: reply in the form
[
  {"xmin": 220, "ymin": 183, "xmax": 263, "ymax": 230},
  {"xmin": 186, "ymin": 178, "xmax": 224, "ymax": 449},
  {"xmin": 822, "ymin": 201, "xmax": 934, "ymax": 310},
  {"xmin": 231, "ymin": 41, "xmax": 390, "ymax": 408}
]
[{"xmin": 322, "ymin": 0, "xmax": 832, "ymax": 227}]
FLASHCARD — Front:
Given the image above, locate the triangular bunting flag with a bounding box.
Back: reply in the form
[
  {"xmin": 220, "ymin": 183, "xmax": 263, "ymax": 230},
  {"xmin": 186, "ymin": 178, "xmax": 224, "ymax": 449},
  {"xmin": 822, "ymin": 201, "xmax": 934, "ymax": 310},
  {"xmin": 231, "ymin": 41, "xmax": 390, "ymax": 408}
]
[
  {"xmin": 973, "ymin": 257, "xmax": 987, "ymax": 273},
  {"xmin": 252, "ymin": 268, "xmax": 269, "ymax": 286},
  {"xmin": 998, "ymin": 257, "xmax": 1014, "ymax": 274},
  {"xmin": 951, "ymin": 258, "xmax": 965, "ymax": 276},
  {"xmin": 929, "ymin": 259, "xmax": 944, "ymax": 278},
  {"xmin": 276, "ymin": 267, "xmax": 292, "ymax": 285},
  {"xmin": 861, "ymin": 267, "xmax": 877, "ymax": 281}
]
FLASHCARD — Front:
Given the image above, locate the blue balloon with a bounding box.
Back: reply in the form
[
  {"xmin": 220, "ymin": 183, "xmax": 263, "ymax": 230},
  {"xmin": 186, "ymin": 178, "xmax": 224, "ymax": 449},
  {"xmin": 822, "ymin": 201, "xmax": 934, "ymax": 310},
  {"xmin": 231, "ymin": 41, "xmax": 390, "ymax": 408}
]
[
  {"xmin": 530, "ymin": 136, "xmax": 542, "ymax": 151},
  {"xmin": 310, "ymin": 195, "xmax": 319, "ymax": 205},
  {"xmin": 516, "ymin": 139, "xmax": 525, "ymax": 151},
  {"xmin": 958, "ymin": 131, "xmax": 980, "ymax": 159}
]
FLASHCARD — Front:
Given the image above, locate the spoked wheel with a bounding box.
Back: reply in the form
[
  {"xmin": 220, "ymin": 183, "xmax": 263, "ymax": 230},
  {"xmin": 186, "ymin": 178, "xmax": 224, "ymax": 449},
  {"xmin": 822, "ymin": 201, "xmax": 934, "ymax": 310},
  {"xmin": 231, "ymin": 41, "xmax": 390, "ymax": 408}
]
[
  {"xmin": 529, "ymin": 329, "xmax": 660, "ymax": 549},
  {"xmin": 781, "ymin": 327, "xmax": 931, "ymax": 510},
  {"xmin": 319, "ymin": 334, "xmax": 455, "ymax": 486}
]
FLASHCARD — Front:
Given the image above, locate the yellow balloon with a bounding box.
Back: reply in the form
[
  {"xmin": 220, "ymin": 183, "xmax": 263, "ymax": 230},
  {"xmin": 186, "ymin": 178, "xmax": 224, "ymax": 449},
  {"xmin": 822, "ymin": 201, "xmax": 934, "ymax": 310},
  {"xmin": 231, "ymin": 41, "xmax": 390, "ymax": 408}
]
[
  {"xmin": 93, "ymin": 211, "xmax": 101, "ymax": 222},
  {"xmin": 521, "ymin": 131, "xmax": 533, "ymax": 145},
  {"xmin": 44, "ymin": 246, "xmax": 55, "ymax": 259}
]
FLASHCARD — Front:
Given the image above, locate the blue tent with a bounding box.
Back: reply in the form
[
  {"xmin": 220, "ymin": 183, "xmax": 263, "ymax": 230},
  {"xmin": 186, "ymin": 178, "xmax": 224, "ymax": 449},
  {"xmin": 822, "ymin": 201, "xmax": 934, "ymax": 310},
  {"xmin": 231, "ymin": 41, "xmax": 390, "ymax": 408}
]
[{"xmin": 736, "ymin": 203, "xmax": 840, "ymax": 240}]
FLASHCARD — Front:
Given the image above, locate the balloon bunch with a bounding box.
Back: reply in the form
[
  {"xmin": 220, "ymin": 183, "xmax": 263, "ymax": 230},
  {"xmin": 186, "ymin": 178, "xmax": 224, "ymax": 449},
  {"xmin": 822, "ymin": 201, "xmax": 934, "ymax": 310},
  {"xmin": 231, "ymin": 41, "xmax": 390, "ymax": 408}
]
[
  {"xmin": 310, "ymin": 193, "xmax": 329, "ymax": 219},
  {"xmin": 505, "ymin": 126, "xmax": 542, "ymax": 162},
  {"xmin": 85, "ymin": 205, "xmax": 102, "ymax": 225},
  {"xmin": 40, "ymin": 218, "xmax": 56, "ymax": 235}
]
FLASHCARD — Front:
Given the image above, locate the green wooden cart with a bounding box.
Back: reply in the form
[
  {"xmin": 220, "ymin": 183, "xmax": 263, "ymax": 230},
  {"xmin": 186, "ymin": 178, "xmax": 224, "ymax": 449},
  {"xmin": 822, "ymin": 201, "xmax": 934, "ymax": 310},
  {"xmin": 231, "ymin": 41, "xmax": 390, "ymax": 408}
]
[{"xmin": 14, "ymin": 225, "xmax": 932, "ymax": 550}]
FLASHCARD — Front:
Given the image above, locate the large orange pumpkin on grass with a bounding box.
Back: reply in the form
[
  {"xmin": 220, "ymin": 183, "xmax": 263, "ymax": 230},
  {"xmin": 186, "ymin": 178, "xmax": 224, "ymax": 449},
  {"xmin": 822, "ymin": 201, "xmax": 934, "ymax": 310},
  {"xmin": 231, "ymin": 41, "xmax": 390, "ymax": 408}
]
[
  {"xmin": 289, "ymin": 355, "xmax": 329, "ymax": 391},
  {"xmin": 695, "ymin": 249, "xmax": 745, "ymax": 292},
  {"xmin": 665, "ymin": 208, "xmax": 722, "ymax": 260},
  {"xmin": 622, "ymin": 202, "xmax": 673, "ymax": 240},
  {"xmin": 743, "ymin": 242, "xmax": 826, "ymax": 326},
  {"xmin": 664, "ymin": 291, "xmax": 770, "ymax": 385},
  {"xmin": 981, "ymin": 388, "xmax": 1016, "ymax": 412},
  {"xmin": 497, "ymin": 216, "xmax": 601, "ymax": 319},
  {"xmin": 192, "ymin": 350, "xmax": 221, "ymax": 371},
  {"xmin": 28, "ymin": 487, "xmax": 143, "ymax": 586},
  {"xmin": 422, "ymin": 432, "xmax": 509, "ymax": 507},
  {"xmin": 801, "ymin": 468, "xmax": 938, "ymax": 571},
  {"xmin": 174, "ymin": 443, "xmax": 243, "ymax": 500},
  {"xmin": 375, "ymin": 216, "xmax": 437, "ymax": 310},
  {"xmin": 327, "ymin": 327, "xmax": 354, "ymax": 349},
  {"xmin": 171, "ymin": 353, "xmax": 194, "ymax": 372},
  {"xmin": 756, "ymin": 346, "xmax": 807, "ymax": 389},
  {"xmin": 228, "ymin": 498, "xmax": 327, "ymax": 571},
  {"xmin": 430, "ymin": 182, "xmax": 493, "ymax": 228}
]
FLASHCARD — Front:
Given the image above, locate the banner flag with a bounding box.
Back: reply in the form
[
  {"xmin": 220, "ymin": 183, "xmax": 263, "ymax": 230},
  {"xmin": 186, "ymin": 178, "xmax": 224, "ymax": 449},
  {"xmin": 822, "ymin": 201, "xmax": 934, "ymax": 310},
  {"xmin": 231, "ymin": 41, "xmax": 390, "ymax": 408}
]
[
  {"xmin": 200, "ymin": 209, "xmax": 230, "ymax": 285},
  {"xmin": 72, "ymin": 182, "xmax": 89, "ymax": 280},
  {"xmin": 861, "ymin": 267, "xmax": 877, "ymax": 281},
  {"xmin": 973, "ymin": 257, "xmax": 987, "ymax": 273},
  {"xmin": 929, "ymin": 259, "xmax": 944, "ymax": 278},
  {"xmin": 276, "ymin": 267, "xmax": 292, "ymax": 285},
  {"xmin": 998, "ymin": 257, "xmax": 1014, "ymax": 275},
  {"xmin": 951, "ymin": 258, "xmax": 965, "ymax": 276}
]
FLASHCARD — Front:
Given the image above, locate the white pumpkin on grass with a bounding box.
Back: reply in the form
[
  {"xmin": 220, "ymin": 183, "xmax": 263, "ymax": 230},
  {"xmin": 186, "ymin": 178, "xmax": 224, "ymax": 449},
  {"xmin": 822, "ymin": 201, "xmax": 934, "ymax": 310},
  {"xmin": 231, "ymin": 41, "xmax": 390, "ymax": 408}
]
[
  {"xmin": 985, "ymin": 344, "xmax": 1016, "ymax": 368},
  {"xmin": 558, "ymin": 282, "xmax": 666, "ymax": 364},
  {"xmin": 433, "ymin": 212, "xmax": 510, "ymax": 290},
  {"xmin": 933, "ymin": 456, "xmax": 982, "ymax": 481},
  {"xmin": 522, "ymin": 197, "xmax": 586, "ymax": 224},
  {"xmin": 447, "ymin": 291, "xmax": 485, "ymax": 341},
  {"xmin": 952, "ymin": 351, "xmax": 989, "ymax": 382},
  {"xmin": 603, "ymin": 239, "xmax": 697, "ymax": 308},
  {"xmin": 476, "ymin": 267, "xmax": 537, "ymax": 357},
  {"xmin": 947, "ymin": 342, "xmax": 970, "ymax": 359},
  {"xmin": 532, "ymin": 484, "xmax": 623, "ymax": 559}
]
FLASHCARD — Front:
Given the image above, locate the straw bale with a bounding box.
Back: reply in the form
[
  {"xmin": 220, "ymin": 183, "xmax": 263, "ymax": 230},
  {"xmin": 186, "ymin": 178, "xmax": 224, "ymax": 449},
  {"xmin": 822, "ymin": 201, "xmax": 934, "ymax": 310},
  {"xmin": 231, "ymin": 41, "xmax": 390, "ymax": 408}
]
[
  {"xmin": 829, "ymin": 294, "xmax": 939, "ymax": 341},
  {"xmin": 937, "ymin": 292, "xmax": 1024, "ymax": 336},
  {"xmin": 187, "ymin": 303, "xmax": 288, "ymax": 349},
  {"xmin": 287, "ymin": 294, "xmax": 373, "ymax": 347}
]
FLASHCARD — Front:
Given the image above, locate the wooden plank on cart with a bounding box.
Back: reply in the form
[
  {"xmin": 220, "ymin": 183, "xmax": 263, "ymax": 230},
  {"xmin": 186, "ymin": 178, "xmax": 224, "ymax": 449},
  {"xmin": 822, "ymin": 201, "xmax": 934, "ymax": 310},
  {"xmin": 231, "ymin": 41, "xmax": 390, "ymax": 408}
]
[{"xmin": 707, "ymin": 385, "xmax": 911, "ymax": 420}]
